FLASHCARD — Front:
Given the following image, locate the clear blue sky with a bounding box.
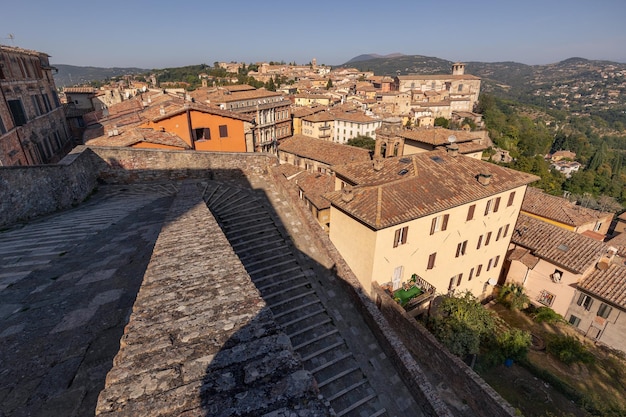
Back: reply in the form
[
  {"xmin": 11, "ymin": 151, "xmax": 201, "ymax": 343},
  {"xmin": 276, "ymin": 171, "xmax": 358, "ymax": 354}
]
[{"xmin": 4, "ymin": 0, "xmax": 626, "ymax": 69}]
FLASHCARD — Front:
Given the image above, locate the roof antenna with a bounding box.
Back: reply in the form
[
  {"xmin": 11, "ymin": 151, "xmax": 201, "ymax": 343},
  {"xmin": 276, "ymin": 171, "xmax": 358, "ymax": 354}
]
[{"xmin": 5, "ymin": 34, "xmax": 15, "ymax": 44}]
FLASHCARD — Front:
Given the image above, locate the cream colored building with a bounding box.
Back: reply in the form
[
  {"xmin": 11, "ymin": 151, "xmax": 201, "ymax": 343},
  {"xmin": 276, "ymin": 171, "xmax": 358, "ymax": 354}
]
[
  {"xmin": 332, "ymin": 110, "xmax": 381, "ymax": 144},
  {"xmin": 301, "ymin": 111, "xmax": 334, "ymax": 141},
  {"xmin": 565, "ymin": 262, "xmax": 626, "ymax": 353},
  {"xmin": 324, "ymin": 150, "xmax": 538, "ymax": 298}
]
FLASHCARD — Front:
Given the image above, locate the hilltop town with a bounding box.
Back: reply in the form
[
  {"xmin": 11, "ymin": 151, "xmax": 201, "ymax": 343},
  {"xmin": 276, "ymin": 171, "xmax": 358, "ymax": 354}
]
[{"xmin": 1, "ymin": 44, "xmax": 626, "ymax": 417}]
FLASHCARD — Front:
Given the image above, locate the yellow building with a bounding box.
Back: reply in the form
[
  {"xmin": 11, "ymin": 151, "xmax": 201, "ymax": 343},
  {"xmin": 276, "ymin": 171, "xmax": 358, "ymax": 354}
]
[
  {"xmin": 324, "ymin": 150, "xmax": 538, "ymax": 299},
  {"xmin": 301, "ymin": 111, "xmax": 334, "ymax": 141}
]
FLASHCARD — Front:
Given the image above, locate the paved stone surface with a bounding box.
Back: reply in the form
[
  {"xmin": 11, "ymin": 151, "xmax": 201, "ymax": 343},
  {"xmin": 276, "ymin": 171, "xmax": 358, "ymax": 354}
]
[
  {"xmin": 204, "ymin": 176, "xmax": 424, "ymax": 417},
  {"xmin": 96, "ymin": 181, "xmax": 331, "ymax": 416},
  {"xmin": 1, "ymin": 175, "xmax": 426, "ymax": 417},
  {"xmin": 0, "ymin": 184, "xmax": 177, "ymax": 417}
]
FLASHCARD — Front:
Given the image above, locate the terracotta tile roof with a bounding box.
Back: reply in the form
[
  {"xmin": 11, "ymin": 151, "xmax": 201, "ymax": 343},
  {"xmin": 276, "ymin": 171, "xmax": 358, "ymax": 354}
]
[
  {"xmin": 295, "ymin": 172, "xmax": 334, "ymax": 209},
  {"xmin": 399, "ymin": 127, "xmax": 482, "ymax": 146},
  {"xmin": 511, "ymin": 214, "xmax": 607, "ymax": 274},
  {"xmin": 302, "ymin": 111, "xmax": 335, "ymax": 123},
  {"xmin": 273, "ymin": 163, "xmax": 304, "ymax": 178},
  {"xmin": 325, "ymin": 151, "xmax": 539, "ymax": 230},
  {"xmin": 292, "ymin": 106, "xmax": 325, "ymax": 118},
  {"xmin": 507, "ymin": 247, "xmax": 540, "ymax": 270},
  {"xmin": 606, "ymin": 232, "xmax": 626, "ymax": 257},
  {"xmin": 278, "ymin": 135, "xmax": 371, "ymax": 167},
  {"xmin": 521, "ymin": 187, "xmax": 613, "ymax": 227},
  {"xmin": 86, "ymin": 128, "xmax": 189, "ymax": 149},
  {"xmin": 332, "ymin": 110, "xmax": 380, "ymax": 124},
  {"xmin": 578, "ymin": 263, "xmax": 626, "ymax": 309},
  {"xmin": 439, "ymin": 141, "xmax": 488, "ymax": 154}
]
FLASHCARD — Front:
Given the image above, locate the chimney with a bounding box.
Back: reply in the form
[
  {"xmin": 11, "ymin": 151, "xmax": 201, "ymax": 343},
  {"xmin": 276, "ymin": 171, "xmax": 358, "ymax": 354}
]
[
  {"xmin": 373, "ymin": 158, "xmax": 384, "ymax": 171},
  {"xmin": 159, "ymin": 105, "xmax": 165, "ymax": 115},
  {"xmin": 341, "ymin": 186, "xmax": 354, "ymax": 203},
  {"xmin": 477, "ymin": 171, "xmax": 492, "ymax": 186},
  {"xmin": 447, "ymin": 143, "xmax": 459, "ymax": 157}
]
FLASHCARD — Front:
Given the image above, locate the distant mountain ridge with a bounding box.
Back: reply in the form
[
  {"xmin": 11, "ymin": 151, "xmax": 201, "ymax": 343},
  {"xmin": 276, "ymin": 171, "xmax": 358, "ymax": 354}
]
[
  {"xmin": 53, "ymin": 64, "xmax": 150, "ymax": 88},
  {"xmin": 345, "ymin": 53, "xmax": 406, "ymax": 63}
]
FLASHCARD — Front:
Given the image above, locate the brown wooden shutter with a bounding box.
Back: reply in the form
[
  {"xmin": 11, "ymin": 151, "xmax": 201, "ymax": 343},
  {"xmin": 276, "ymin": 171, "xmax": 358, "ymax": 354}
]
[
  {"xmin": 430, "ymin": 218, "xmax": 436, "ymax": 235},
  {"xmin": 494, "ymin": 197, "xmax": 501, "ymax": 213},
  {"xmin": 467, "ymin": 204, "xmax": 475, "ymax": 221},
  {"xmin": 442, "ymin": 214, "xmax": 449, "ymax": 231},
  {"xmin": 393, "ymin": 229, "xmax": 400, "ymax": 248},
  {"xmin": 401, "ymin": 226, "xmax": 408, "ymax": 244}
]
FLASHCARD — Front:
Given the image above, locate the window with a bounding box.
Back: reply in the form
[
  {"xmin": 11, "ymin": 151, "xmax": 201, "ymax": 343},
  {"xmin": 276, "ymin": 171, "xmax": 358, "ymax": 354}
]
[
  {"xmin": 0, "ymin": 116, "xmax": 5, "ymax": 134},
  {"xmin": 466, "ymin": 204, "xmax": 476, "ymax": 221},
  {"xmin": 455, "ymin": 240, "xmax": 467, "ymax": 257},
  {"xmin": 487, "ymin": 258, "xmax": 493, "ymax": 271},
  {"xmin": 456, "ymin": 273, "xmax": 463, "ymax": 287},
  {"xmin": 195, "ymin": 127, "xmax": 211, "ymax": 140},
  {"xmin": 468, "ymin": 268, "xmax": 474, "ymax": 281},
  {"xmin": 494, "ymin": 197, "xmax": 501, "ymax": 213},
  {"xmin": 427, "ymin": 252, "xmax": 437, "ymax": 269},
  {"xmin": 448, "ymin": 277, "xmax": 455, "ymax": 291},
  {"xmin": 430, "ymin": 214, "xmax": 449, "ymax": 235},
  {"xmin": 569, "ymin": 315, "xmax": 581, "ymax": 327},
  {"xmin": 594, "ymin": 222, "xmax": 602, "ymax": 232},
  {"xmin": 476, "ymin": 235, "xmax": 483, "ymax": 250},
  {"xmin": 476, "ymin": 264, "xmax": 482, "ymax": 277},
  {"xmin": 42, "ymin": 93, "xmax": 52, "ymax": 112},
  {"xmin": 577, "ymin": 294, "xmax": 593, "ymax": 311},
  {"xmin": 494, "ymin": 255, "xmax": 500, "ymax": 268},
  {"xmin": 485, "ymin": 232, "xmax": 492, "ymax": 246},
  {"xmin": 484, "ymin": 197, "xmax": 501, "ymax": 215},
  {"xmin": 597, "ymin": 303, "xmax": 612, "ymax": 319},
  {"xmin": 393, "ymin": 226, "xmax": 408, "ymax": 247},
  {"xmin": 503, "ymin": 224, "xmax": 510, "ymax": 238},
  {"xmin": 8, "ymin": 99, "xmax": 27, "ymax": 126},
  {"xmin": 219, "ymin": 125, "xmax": 228, "ymax": 137},
  {"xmin": 31, "ymin": 96, "xmax": 42, "ymax": 116},
  {"xmin": 507, "ymin": 191, "xmax": 516, "ymax": 207},
  {"xmin": 496, "ymin": 227, "xmax": 502, "ymax": 241}
]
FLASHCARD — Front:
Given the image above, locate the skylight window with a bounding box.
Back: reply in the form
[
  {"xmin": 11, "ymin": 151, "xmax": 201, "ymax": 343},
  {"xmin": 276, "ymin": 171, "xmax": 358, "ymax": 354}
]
[
  {"xmin": 430, "ymin": 156, "xmax": 444, "ymax": 164},
  {"xmin": 557, "ymin": 244, "xmax": 569, "ymax": 252},
  {"xmin": 398, "ymin": 169, "xmax": 409, "ymax": 176},
  {"xmin": 399, "ymin": 157, "xmax": 411, "ymax": 163}
]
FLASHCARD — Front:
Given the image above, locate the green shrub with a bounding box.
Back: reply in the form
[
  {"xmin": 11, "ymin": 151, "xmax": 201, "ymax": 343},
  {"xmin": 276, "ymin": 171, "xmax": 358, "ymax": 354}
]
[
  {"xmin": 546, "ymin": 334, "xmax": 595, "ymax": 365},
  {"xmin": 497, "ymin": 283, "xmax": 529, "ymax": 310},
  {"xmin": 533, "ymin": 306, "xmax": 563, "ymax": 323}
]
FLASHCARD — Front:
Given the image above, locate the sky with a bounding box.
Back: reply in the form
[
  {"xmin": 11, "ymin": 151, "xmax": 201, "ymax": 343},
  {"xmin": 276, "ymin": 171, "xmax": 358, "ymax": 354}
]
[{"xmin": 3, "ymin": 0, "xmax": 626, "ymax": 69}]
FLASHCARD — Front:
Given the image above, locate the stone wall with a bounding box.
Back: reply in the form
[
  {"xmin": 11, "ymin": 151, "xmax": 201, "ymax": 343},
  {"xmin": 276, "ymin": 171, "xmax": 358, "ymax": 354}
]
[
  {"xmin": 0, "ymin": 146, "xmax": 277, "ymax": 228},
  {"xmin": 0, "ymin": 147, "xmax": 99, "ymax": 228},
  {"xmin": 371, "ymin": 283, "xmax": 518, "ymax": 417},
  {"xmin": 88, "ymin": 146, "xmax": 276, "ymax": 184}
]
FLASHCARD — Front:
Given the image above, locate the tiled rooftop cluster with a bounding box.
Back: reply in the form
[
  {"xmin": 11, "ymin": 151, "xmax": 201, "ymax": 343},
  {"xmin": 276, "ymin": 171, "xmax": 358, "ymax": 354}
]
[
  {"xmin": 511, "ymin": 214, "xmax": 608, "ymax": 274},
  {"xmin": 279, "ymin": 135, "xmax": 371, "ymax": 166}
]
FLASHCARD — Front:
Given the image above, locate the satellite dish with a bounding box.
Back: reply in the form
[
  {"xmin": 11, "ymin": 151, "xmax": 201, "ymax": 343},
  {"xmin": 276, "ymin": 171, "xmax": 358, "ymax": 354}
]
[
  {"xmin": 447, "ymin": 135, "xmax": 457, "ymax": 143},
  {"xmin": 487, "ymin": 278, "xmax": 497, "ymax": 286}
]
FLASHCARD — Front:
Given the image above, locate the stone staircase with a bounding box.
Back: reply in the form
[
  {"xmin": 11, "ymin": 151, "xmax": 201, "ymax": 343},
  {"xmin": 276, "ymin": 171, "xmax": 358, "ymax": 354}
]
[{"xmin": 203, "ymin": 181, "xmax": 390, "ymax": 417}]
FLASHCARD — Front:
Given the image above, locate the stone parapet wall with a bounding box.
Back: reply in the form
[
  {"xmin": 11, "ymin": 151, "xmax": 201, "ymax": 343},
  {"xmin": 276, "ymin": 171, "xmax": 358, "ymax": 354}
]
[
  {"xmin": 88, "ymin": 146, "xmax": 276, "ymax": 184},
  {"xmin": 0, "ymin": 146, "xmax": 277, "ymax": 228},
  {"xmin": 0, "ymin": 147, "xmax": 99, "ymax": 228}
]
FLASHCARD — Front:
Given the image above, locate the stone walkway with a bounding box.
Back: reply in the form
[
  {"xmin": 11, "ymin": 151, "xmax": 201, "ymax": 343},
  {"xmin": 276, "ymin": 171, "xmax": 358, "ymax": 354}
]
[
  {"xmin": 0, "ymin": 184, "xmax": 177, "ymax": 417},
  {"xmin": 0, "ymin": 175, "xmax": 426, "ymax": 417}
]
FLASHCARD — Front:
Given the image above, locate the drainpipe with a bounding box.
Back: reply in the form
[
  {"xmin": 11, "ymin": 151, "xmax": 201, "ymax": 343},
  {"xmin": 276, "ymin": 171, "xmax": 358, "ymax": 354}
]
[{"xmin": 185, "ymin": 104, "xmax": 195, "ymax": 150}]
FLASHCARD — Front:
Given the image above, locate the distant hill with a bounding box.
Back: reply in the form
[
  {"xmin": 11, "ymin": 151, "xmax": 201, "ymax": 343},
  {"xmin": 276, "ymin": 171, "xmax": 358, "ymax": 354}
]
[
  {"xmin": 52, "ymin": 64, "xmax": 150, "ymax": 88},
  {"xmin": 345, "ymin": 53, "xmax": 406, "ymax": 64}
]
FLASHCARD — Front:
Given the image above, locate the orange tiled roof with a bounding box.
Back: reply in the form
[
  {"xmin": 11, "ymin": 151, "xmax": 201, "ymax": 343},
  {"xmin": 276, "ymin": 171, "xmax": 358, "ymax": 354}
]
[
  {"xmin": 332, "ymin": 110, "xmax": 379, "ymax": 123},
  {"xmin": 86, "ymin": 128, "xmax": 189, "ymax": 149},
  {"xmin": 325, "ymin": 151, "xmax": 539, "ymax": 230},
  {"xmin": 279, "ymin": 135, "xmax": 371, "ymax": 167},
  {"xmin": 511, "ymin": 214, "xmax": 607, "ymax": 274},
  {"xmin": 302, "ymin": 112, "xmax": 335, "ymax": 123},
  {"xmin": 578, "ymin": 263, "xmax": 626, "ymax": 309},
  {"xmin": 296, "ymin": 172, "xmax": 334, "ymax": 210},
  {"xmin": 606, "ymin": 232, "xmax": 626, "ymax": 257},
  {"xmin": 521, "ymin": 187, "xmax": 613, "ymax": 227},
  {"xmin": 399, "ymin": 127, "xmax": 481, "ymax": 146},
  {"xmin": 63, "ymin": 87, "xmax": 96, "ymax": 94}
]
